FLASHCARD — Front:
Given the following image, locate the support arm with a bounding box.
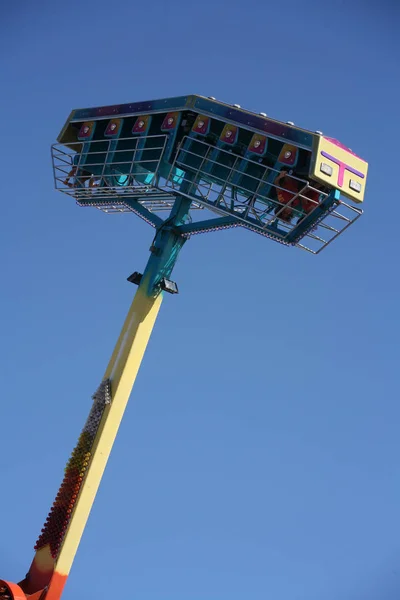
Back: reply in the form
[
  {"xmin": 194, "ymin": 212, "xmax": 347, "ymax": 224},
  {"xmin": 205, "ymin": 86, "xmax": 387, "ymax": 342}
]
[{"xmin": 1, "ymin": 193, "xmax": 192, "ymax": 600}]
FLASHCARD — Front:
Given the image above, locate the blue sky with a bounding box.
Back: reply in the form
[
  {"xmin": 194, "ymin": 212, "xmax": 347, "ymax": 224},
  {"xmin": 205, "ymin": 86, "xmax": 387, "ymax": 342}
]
[{"xmin": 0, "ymin": 1, "xmax": 399, "ymax": 599}]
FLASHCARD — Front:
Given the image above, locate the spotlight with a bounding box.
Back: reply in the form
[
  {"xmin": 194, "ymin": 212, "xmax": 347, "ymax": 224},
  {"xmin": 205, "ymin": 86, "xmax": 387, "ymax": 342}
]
[
  {"xmin": 160, "ymin": 278, "xmax": 179, "ymax": 294},
  {"xmin": 127, "ymin": 272, "xmax": 142, "ymax": 285}
]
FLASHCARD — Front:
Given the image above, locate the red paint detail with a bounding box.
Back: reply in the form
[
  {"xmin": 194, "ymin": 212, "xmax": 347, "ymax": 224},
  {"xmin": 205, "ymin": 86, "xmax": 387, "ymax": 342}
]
[
  {"xmin": 35, "ymin": 434, "xmax": 92, "ymax": 558},
  {"xmin": 192, "ymin": 115, "xmax": 210, "ymax": 135},
  {"xmin": 220, "ymin": 125, "xmax": 237, "ymax": 144},
  {"xmin": 278, "ymin": 144, "xmax": 297, "ymax": 166},
  {"xmin": 77, "ymin": 122, "xmax": 94, "ymax": 140},
  {"xmin": 23, "ymin": 553, "xmax": 54, "ymax": 593},
  {"xmin": 324, "ymin": 136, "xmax": 364, "ymax": 160},
  {"xmin": 161, "ymin": 112, "xmax": 178, "ymax": 131},
  {"xmin": 17, "ymin": 572, "xmax": 68, "ymax": 600},
  {"xmin": 132, "ymin": 115, "xmax": 150, "ymax": 133},
  {"xmin": 277, "ymin": 176, "xmax": 299, "ymax": 207},
  {"xmin": 43, "ymin": 572, "xmax": 68, "ymax": 600},
  {"xmin": 301, "ymin": 187, "xmax": 321, "ymax": 214},
  {"xmin": 105, "ymin": 119, "xmax": 122, "ymax": 137},
  {"xmin": 248, "ymin": 134, "xmax": 267, "ymax": 155},
  {"xmin": 0, "ymin": 579, "xmax": 26, "ymax": 600}
]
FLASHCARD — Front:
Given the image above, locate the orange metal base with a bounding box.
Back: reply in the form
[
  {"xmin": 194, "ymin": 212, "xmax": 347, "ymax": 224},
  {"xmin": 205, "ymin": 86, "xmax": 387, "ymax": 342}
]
[
  {"xmin": 0, "ymin": 580, "xmax": 27, "ymax": 600},
  {"xmin": 0, "ymin": 572, "xmax": 67, "ymax": 600}
]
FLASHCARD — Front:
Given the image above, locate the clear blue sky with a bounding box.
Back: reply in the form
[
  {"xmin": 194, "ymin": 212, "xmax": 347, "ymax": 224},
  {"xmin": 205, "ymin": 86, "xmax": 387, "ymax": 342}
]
[{"xmin": 1, "ymin": 1, "xmax": 399, "ymax": 599}]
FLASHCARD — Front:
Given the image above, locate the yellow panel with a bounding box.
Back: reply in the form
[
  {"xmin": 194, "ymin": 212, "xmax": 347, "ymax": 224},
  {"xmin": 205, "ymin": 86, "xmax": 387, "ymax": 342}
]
[
  {"xmin": 53, "ymin": 284, "xmax": 163, "ymax": 577},
  {"xmin": 312, "ymin": 137, "xmax": 368, "ymax": 203}
]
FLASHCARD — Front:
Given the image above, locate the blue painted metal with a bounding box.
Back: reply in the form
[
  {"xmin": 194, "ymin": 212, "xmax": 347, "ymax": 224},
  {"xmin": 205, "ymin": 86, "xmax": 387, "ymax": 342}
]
[
  {"xmin": 129, "ymin": 115, "xmax": 153, "ymax": 185},
  {"xmin": 177, "ymin": 216, "xmax": 238, "ymax": 236},
  {"xmin": 177, "ymin": 115, "xmax": 212, "ymax": 175},
  {"xmin": 172, "ymin": 174, "xmax": 290, "ymax": 243},
  {"xmin": 192, "ymin": 97, "xmax": 314, "ymax": 149},
  {"xmin": 53, "ymin": 96, "xmax": 364, "ymax": 255},
  {"xmin": 73, "ymin": 122, "xmax": 97, "ymax": 186},
  {"xmin": 71, "ymin": 96, "xmax": 191, "ymax": 123},
  {"xmin": 202, "ymin": 124, "xmax": 239, "ymax": 182},
  {"xmin": 160, "ymin": 112, "xmax": 182, "ymax": 161},
  {"xmin": 103, "ymin": 119, "xmax": 124, "ymax": 187},
  {"xmin": 122, "ymin": 198, "xmax": 164, "ymax": 229},
  {"xmin": 63, "ymin": 95, "xmax": 316, "ymax": 150},
  {"xmin": 230, "ymin": 135, "xmax": 269, "ymax": 197},
  {"xmin": 75, "ymin": 194, "xmax": 165, "ymax": 229},
  {"xmin": 141, "ymin": 180, "xmax": 194, "ymax": 295}
]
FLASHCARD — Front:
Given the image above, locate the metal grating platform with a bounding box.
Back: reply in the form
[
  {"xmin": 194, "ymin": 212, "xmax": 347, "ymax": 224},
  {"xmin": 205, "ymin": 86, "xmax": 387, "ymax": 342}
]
[
  {"xmin": 51, "ymin": 137, "xmax": 202, "ymax": 214},
  {"xmin": 51, "ymin": 136, "xmax": 362, "ymax": 254},
  {"xmin": 166, "ymin": 137, "xmax": 363, "ymax": 254}
]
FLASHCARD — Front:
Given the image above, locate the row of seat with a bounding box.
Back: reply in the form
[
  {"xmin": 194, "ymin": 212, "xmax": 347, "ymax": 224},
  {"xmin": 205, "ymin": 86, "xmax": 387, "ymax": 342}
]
[
  {"xmin": 177, "ymin": 114, "xmax": 302, "ymax": 211},
  {"xmin": 70, "ymin": 114, "xmax": 306, "ymax": 209}
]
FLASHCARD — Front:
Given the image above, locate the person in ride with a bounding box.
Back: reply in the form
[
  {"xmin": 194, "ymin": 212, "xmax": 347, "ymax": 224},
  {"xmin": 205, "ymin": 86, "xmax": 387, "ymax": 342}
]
[
  {"xmin": 273, "ymin": 169, "xmax": 300, "ymax": 222},
  {"xmin": 301, "ymin": 180, "xmax": 324, "ymax": 215},
  {"xmin": 274, "ymin": 170, "xmax": 323, "ymax": 223}
]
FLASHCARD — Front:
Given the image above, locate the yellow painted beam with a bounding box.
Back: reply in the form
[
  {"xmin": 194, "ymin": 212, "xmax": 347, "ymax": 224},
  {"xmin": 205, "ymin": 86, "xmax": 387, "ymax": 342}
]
[
  {"xmin": 56, "ymin": 284, "xmax": 162, "ymax": 577},
  {"xmin": 23, "ymin": 282, "xmax": 163, "ymax": 598}
]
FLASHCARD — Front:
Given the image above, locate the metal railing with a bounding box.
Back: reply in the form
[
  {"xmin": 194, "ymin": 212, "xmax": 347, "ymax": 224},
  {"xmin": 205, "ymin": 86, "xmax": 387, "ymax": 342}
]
[
  {"xmin": 166, "ymin": 136, "xmax": 363, "ymax": 254},
  {"xmin": 51, "ymin": 135, "xmax": 363, "ymax": 253},
  {"xmin": 52, "ymin": 135, "xmax": 176, "ymax": 211}
]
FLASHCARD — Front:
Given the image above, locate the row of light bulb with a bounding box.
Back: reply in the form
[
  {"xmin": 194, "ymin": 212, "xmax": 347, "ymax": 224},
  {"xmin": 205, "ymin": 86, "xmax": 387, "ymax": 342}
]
[{"xmin": 207, "ymin": 97, "xmax": 324, "ymax": 135}]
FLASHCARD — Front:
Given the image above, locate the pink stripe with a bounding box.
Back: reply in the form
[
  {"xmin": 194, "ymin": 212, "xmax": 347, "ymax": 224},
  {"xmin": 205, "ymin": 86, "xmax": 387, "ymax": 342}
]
[
  {"xmin": 324, "ymin": 137, "xmax": 366, "ymax": 162},
  {"xmin": 321, "ymin": 151, "xmax": 365, "ymax": 188}
]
